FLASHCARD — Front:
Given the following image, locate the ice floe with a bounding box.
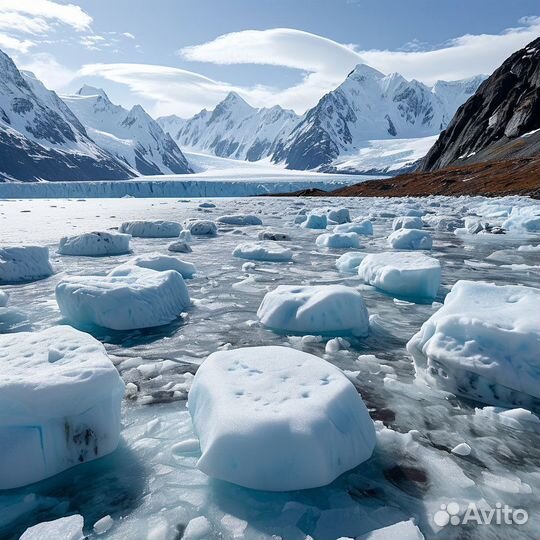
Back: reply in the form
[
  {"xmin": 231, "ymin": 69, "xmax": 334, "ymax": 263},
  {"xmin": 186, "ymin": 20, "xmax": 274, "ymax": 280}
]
[
  {"xmin": 387, "ymin": 229, "xmax": 432, "ymax": 250},
  {"xmin": 258, "ymin": 285, "xmax": 369, "ymax": 337},
  {"xmin": 56, "ymin": 266, "xmax": 190, "ymax": 330},
  {"xmin": 58, "ymin": 231, "xmax": 131, "ymax": 256},
  {"xmin": 335, "ymin": 219, "xmax": 374, "ymax": 235},
  {"xmin": 316, "ymin": 232, "xmax": 362, "ymax": 249},
  {"xmin": 119, "ymin": 220, "xmax": 181, "ymax": 238},
  {"xmin": 20, "ymin": 515, "xmax": 84, "ymax": 540},
  {"xmin": 110, "ymin": 253, "xmax": 196, "ymax": 279},
  {"xmin": 392, "ymin": 216, "xmax": 423, "ymax": 230},
  {"xmin": 233, "ymin": 242, "xmax": 293, "ymax": 262},
  {"xmin": 188, "ymin": 346, "xmax": 376, "ymax": 491},
  {"xmin": 0, "ymin": 327, "xmax": 124, "ymax": 489},
  {"xmin": 216, "ymin": 214, "xmax": 263, "ymax": 226},
  {"xmin": 183, "ymin": 219, "xmax": 218, "ymax": 236},
  {"xmin": 0, "ymin": 245, "xmax": 53, "ymax": 284},
  {"xmin": 408, "ymin": 280, "xmax": 540, "ymax": 407},
  {"xmin": 336, "ymin": 252, "xmax": 366, "ymax": 274},
  {"xmin": 358, "ymin": 252, "xmax": 441, "ymax": 301},
  {"xmin": 302, "ymin": 211, "xmax": 328, "ymax": 229}
]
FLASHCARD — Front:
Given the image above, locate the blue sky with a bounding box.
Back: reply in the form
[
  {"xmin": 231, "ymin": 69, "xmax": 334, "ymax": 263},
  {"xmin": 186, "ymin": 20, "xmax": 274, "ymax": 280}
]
[{"xmin": 1, "ymin": 0, "xmax": 539, "ymax": 117}]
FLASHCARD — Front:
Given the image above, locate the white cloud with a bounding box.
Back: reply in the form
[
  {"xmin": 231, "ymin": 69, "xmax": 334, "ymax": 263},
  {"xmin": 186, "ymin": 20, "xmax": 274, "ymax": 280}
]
[
  {"xmin": 20, "ymin": 52, "xmax": 75, "ymax": 88},
  {"xmin": 0, "ymin": 32, "xmax": 34, "ymax": 53},
  {"xmin": 122, "ymin": 32, "xmax": 135, "ymax": 40},
  {"xmin": 0, "ymin": 0, "xmax": 92, "ymax": 32},
  {"xmin": 77, "ymin": 17, "xmax": 540, "ymax": 117}
]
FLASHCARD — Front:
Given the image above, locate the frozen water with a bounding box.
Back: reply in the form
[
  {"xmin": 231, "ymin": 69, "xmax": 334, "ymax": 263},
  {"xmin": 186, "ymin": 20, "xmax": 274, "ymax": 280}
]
[
  {"xmin": 356, "ymin": 520, "xmax": 424, "ymax": 540},
  {"xmin": 0, "ymin": 246, "xmax": 53, "ymax": 284},
  {"xmin": 258, "ymin": 285, "xmax": 369, "ymax": 337},
  {"xmin": 216, "ymin": 214, "xmax": 263, "ymax": 226},
  {"xmin": 358, "ymin": 252, "xmax": 441, "ymax": 301},
  {"xmin": 302, "ymin": 211, "xmax": 328, "ymax": 229},
  {"xmin": 387, "ymin": 229, "xmax": 432, "ymax": 250},
  {"xmin": 258, "ymin": 230, "xmax": 290, "ymax": 241},
  {"xmin": 392, "ymin": 216, "xmax": 423, "ymax": 230},
  {"xmin": 111, "ymin": 253, "xmax": 196, "ymax": 279},
  {"xmin": 336, "ymin": 252, "xmax": 366, "ymax": 274},
  {"xmin": 0, "ymin": 290, "xmax": 7, "ymax": 307},
  {"xmin": 316, "ymin": 232, "xmax": 362, "ymax": 249},
  {"xmin": 188, "ymin": 346, "xmax": 376, "ymax": 491},
  {"xmin": 335, "ymin": 219, "xmax": 374, "ymax": 235},
  {"xmin": 119, "ymin": 220, "xmax": 181, "ymax": 238},
  {"xmin": 20, "ymin": 515, "xmax": 84, "ymax": 540},
  {"xmin": 183, "ymin": 219, "xmax": 218, "ymax": 236},
  {"xmin": 408, "ymin": 280, "xmax": 540, "ymax": 408},
  {"xmin": 0, "ymin": 326, "xmax": 124, "ymax": 489},
  {"xmin": 168, "ymin": 240, "xmax": 192, "ymax": 253},
  {"xmin": 233, "ymin": 242, "xmax": 293, "ymax": 262},
  {"xmin": 56, "ymin": 266, "xmax": 190, "ymax": 330},
  {"xmin": 326, "ymin": 207, "xmax": 351, "ymax": 224},
  {"xmin": 0, "ymin": 194, "xmax": 539, "ymax": 540},
  {"xmin": 58, "ymin": 232, "xmax": 131, "ymax": 257}
]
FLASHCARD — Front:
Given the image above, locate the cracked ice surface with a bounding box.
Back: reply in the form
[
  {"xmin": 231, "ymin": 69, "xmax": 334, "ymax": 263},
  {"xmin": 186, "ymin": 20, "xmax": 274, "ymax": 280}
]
[{"xmin": 0, "ymin": 195, "xmax": 539, "ymax": 540}]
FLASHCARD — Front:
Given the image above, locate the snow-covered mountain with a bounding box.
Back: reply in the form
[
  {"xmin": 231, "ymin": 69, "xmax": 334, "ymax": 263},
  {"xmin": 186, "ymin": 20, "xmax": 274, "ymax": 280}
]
[
  {"xmin": 63, "ymin": 86, "xmax": 192, "ymax": 175},
  {"xmin": 159, "ymin": 92, "xmax": 300, "ymax": 162},
  {"xmin": 0, "ymin": 49, "xmax": 132, "ymax": 182},
  {"xmin": 271, "ymin": 64, "xmax": 485, "ymax": 171}
]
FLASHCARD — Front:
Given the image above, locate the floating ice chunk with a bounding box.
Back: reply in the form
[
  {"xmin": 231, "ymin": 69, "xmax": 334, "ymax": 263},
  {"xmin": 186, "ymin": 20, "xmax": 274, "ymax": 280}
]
[
  {"xmin": 392, "ymin": 216, "xmax": 423, "ymax": 230},
  {"xmin": 302, "ymin": 211, "xmax": 328, "ymax": 229},
  {"xmin": 503, "ymin": 214, "xmax": 540, "ymax": 232},
  {"xmin": 356, "ymin": 520, "xmax": 425, "ymax": 540},
  {"xmin": 258, "ymin": 230, "xmax": 290, "ymax": 241},
  {"xmin": 56, "ymin": 266, "xmax": 190, "ymax": 330},
  {"xmin": 336, "ymin": 252, "xmax": 366, "ymax": 274},
  {"xmin": 58, "ymin": 231, "xmax": 131, "ymax": 256},
  {"xmin": 358, "ymin": 252, "xmax": 441, "ymax": 301},
  {"xmin": 316, "ymin": 232, "xmax": 361, "ymax": 249},
  {"xmin": 326, "ymin": 207, "xmax": 351, "ymax": 224},
  {"xmin": 93, "ymin": 515, "xmax": 114, "ymax": 535},
  {"xmin": 335, "ymin": 220, "xmax": 373, "ymax": 236},
  {"xmin": 423, "ymin": 214, "xmax": 463, "ymax": 231},
  {"xmin": 183, "ymin": 219, "xmax": 218, "ymax": 236},
  {"xmin": 233, "ymin": 242, "xmax": 293, "ymax": 262},
  {"xmin": 168, "ymin": 240, "xmax": 192, "ymax": 253},
  {"xmin": 387, "ymin": 229, "xmax": 432, "ymax": 250},
  {"xmin": 474, "ymin": 407, "xmax": 540, "ymax": 432},
  {"xmin": 407, "ymin": 280, "xmax": 540, "ymax": 407},
  {"xmin": 258, "ymin": 285, "xmax": 369, "ymax": 337},
  {"xmin": 216, "ymin": 214, "xmax": 263, "ymax": 226},
  {"xmin": 451, "ymin": 442, "xmax": 471, "ymax": 456},
  {"xmin": 110, "ymin": 253, "xmax": 196, "ymax": 279},
  {"xmin": 183, "ymin": 516, "xmax": 212, "ymax": 540},
  {"xmin": 20, "ymin": 515, "xmax": 84, "ymax": 540},
  {"xmin": 178, "ymin": 229, "xmax": 192, "ymax": 242},
  {"xmin": 0, "ymin": 246, "xmax": 53, "ymax": 284},
  {"xmin": 119, "ymin": 220, "xmax": 181, "ymax": 238},
  {"xmin": 188, "ymin": 346, "xmax": 376, "ymax": 491},
  {"xmin": 0, "ymin": 290, "xmax": 7, "ymax": 307},
  {"xmin": 198, "ymin": 202, "xmax": 216, "ymax": 209},
  {"xmin": 0, "ymin": 327, "xmax": 124, "ymax": 489}
]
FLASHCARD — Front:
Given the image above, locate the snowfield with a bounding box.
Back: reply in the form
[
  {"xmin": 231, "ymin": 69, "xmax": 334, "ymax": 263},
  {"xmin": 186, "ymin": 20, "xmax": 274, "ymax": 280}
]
[{"xmin": 0, "ymin": 194, "xmax": 539, "ymax": 540}]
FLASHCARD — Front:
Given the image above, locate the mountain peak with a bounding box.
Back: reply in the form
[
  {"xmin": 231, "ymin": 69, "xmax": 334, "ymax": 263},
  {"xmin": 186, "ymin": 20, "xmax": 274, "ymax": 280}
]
[
  {"xmin": 77, "ymin": 85, "xmax": 109, "ymax": 100},
  {"xmin": 220, "ymin": 91, "xmax": 253, "ymax": 110},
  {"xmin": 346, "ymin": 63, "xmax": 385, "ymax": 82}
]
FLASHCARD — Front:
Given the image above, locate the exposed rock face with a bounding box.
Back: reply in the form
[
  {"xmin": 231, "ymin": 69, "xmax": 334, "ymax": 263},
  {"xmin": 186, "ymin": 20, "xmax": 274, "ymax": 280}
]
[
  {"xmin": 0, "ymin": 49, "xmax": 132, "ymax": 182},
  {"xmin": 421, "ymin": 37, "xmax": 540, "ymax": 171}
]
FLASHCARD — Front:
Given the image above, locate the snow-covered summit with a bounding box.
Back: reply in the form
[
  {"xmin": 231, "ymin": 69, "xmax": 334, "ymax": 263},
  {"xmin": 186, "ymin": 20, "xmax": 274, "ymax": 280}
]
[
  {"xmin": 0, "ymin": 49, "xmax": 132, "ymax": 181},
  {"xmin": 159, "ymin": 92, "xmax": 300, "ymax": 162},
  {"xmin": 63, "ymin": 86, "xmax": 192, "ymax": 175}
]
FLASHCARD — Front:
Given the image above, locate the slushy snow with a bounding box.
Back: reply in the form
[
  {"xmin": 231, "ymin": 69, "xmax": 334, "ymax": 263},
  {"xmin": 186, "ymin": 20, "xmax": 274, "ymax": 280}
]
[
  {"xmin": 188, "ymin": 346, "xmax": 376, "ymax": 491},
  {"xmin": 0, "ymin": 327, "xmax": 124, "ymax": 489},
  {"xmin": 358, "ymin": 252, "xmax": 441, "ymax": 301},
  {"xmin": 58, "ymin": 231, "xmax": 131, "ymax": 256},
  {"xmin": 111, "ymin": 253, "xmax": 196, "ymax": 279},
  {"xmin": 387, "ymin": 229, "xmax": 432, "ymax": 250},
  {"xmin": 56, "ymin": 266, "xmax": 190, "ymax": 330},
  {"xmin": 0, "ymin": 246, "xmax": 53, "ymax": 284},
  {"xmin": 258, "ymin": 285, "xmax": 369, "ymax": 337},
  {"xmin": 316, "ymin": 232, "xmax": 362, "ymax": 249},
  {"xmin": 233, "ymin": 242, "xmax": 293, "ymax": 263},
  {"xmin": 407, "ymin": 280, "xmax": 540, "ymax": 408},
  {"xmin": 119, "ymin": 220, "xmax": 181, "ymax": 238}
]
